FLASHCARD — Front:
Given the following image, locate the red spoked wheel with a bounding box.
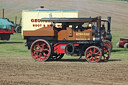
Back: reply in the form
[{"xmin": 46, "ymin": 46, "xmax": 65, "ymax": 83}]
[
  {"xmin": 30, "ymin": 39, "xmax": 51, "ymax": 61},
  {"xmin": 85, "ymin": 46, "xmax": 102, "ymax": 63},
  {"xmin": 101, "ymin": 46, "xmax": 110, "ymax": 62},
  {"xmin": 50, "ymin": 53, "xmax": 64, "ymax": 61},
  {"xmin": 103, "ymin": 40, "xmax": 113, "ymax": 51}
]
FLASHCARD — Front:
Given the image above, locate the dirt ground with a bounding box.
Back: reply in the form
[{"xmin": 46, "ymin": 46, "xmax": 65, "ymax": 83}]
[
  {"xmin": 0, "ymin": 56, "xmax": 128, "ymax": 85},
  {"xmin": 1, "ymin": 0, "xmax": 128, "ymax": 85}
]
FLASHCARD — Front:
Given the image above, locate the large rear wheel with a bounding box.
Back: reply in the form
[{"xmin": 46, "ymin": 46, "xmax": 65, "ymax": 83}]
[
  {"xmin": 85, "ymin": 46, "xmax": 102, "ymax": 63},
  {"xmin": 30, "ymin": 39, "xmax": 51, "ymax": 61}
]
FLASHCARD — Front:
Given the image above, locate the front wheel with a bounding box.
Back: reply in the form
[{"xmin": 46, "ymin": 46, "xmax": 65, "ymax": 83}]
[
  {"xmin": 85, "ymin": 46, "xmax": 102, "ymax": 63},
  {"xmin": 103, "ymin": 40, "xmax": 113, "ymax": 51},
  {"xmin": 101, "ymin": 46, "xmax": 110, "ymax": 62}
]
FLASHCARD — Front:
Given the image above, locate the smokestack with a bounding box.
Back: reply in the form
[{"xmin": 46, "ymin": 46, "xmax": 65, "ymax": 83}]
[
  {"xmin": 15, "ymin": 16, "xmax": 17, "ymax": 24},
  {"xmin": 19, "ymin": 18, "xmax": 22, "ymax": 25},
  {"xmin": 2, "ymin": 8, "xmax": 4, "ymax": 18}
]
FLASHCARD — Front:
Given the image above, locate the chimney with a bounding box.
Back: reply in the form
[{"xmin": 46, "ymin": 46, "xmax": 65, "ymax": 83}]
[
  {"xmin": 40, "ymin": 6, "xmax": 44, "ymax": 8},
  {"xmin": 2, "ymin": 8, "xmax": 4, "ymax": 18}
]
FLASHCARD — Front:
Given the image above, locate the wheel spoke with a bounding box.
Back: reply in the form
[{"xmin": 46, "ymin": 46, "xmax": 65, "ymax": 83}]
[
  {"xmin": 35, "ymin": 55, "xmax": 39, "ymax": 59},
  {"xmin": 36, "ymin": 42, "xmax": 42, "ymax": 48},
  {"xmin": 39, "ymin": 52, "xmax": 42, "ymax": 57},
  {"xmin": 43, "ymin": 52, "xmax": 47, "ymax": 56},
  {"xmin": 87, "ymin": 54, "xmax": 92, "ymax": 58},
  {"xmin": 95, "ymin": 56, "xmax": 100, "ymax": 59},
  {"xmin": 95, "ymin": 56, "xmax": 98, "ymax": 61},
  {"xmin": 87, "ymin": 56, "xmax": 93, "ymax": 62},
  {"xmin": 43, "ymin": 48, "xmax": 49, "ymax": 51},
  {"xmin": 33, "ymin": 46, "xmax": 38, "ymax": 50},
  {"xmin": 95, "ymin": 51, "xmax": 100, "ymax": 56},
  {"xmin": 93, "ymin": 48, "xmax": 96, "ymax": 53},
  {"xmin": 91, "ymin": 57, "xmax": 93, "ymax": 61},
  {"xmin": 89, "ymin": 49, "xmax": 93, "ymax": 54},
  {"xmin": 41, "ymin": 43, "xmax": 45, "ymax": 49},
  {"xmin": 35, "ymin": 50, "xmax": 41, "ymax": 52}
]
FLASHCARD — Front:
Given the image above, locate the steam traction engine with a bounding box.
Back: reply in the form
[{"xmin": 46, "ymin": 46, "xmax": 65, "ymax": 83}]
[{"xmin": 23, "ymin": 16, "xmax": 112, "ymax": 63}]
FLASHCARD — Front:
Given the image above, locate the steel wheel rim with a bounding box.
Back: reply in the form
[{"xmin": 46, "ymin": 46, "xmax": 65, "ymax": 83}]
[
  {"xmin": 103, "ymin": 40, "xmax": 112, "ymax": 51},
  {"xmin": 104, "ymin": 42, "xmax": 111, "ymax": 51},
  {"xmin": 31, "ymin": 40, "xmax": 51, "ymax": 61},
  {"xmin": 85, "ymin": 46, "xmax": 102, "ymax": 63}
]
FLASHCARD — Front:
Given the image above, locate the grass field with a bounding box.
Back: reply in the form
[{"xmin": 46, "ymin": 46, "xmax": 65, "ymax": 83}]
[{"xmin": 0, "ymin": 33, "xmax": 29, "ymax": 56}]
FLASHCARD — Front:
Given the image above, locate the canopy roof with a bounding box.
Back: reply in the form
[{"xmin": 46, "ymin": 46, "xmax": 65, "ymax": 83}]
[{"xmin": 40, "ymin": 18, "xmax": 98, "ymax": 23}]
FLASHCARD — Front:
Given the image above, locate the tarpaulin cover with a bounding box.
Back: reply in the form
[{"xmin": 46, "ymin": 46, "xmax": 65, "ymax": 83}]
[{"xmin": 0, "ymin": 18, "xmax": 14, "ymax": 30}]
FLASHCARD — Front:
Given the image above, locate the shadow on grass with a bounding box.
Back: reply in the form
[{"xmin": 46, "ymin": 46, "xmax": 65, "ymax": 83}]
[
  {"xmin": 59, "ymin": 59, "xmax": 86, "ymax": 62},
  {"xmin": 50, "ymin": 58, "xmax": 121, "ymax": 62},
  {"xmin": 108, "ymin": 59, "xmax": 121, "ymax": 62},
  {"xmin": 0, "ymin": 42, "xmax": 24, "ymax": 44},
  {"xmin": 112, "ymin": 49, "xmax": 122, "ymax": 52},
  {"xmin": 111, "ymin": 49, "xmax": 128, "ymax": 52}
]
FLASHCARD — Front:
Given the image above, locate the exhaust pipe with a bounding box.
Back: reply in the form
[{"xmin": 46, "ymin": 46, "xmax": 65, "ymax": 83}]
[{"xmin": 2, "ymin": 8, "xmax": 4, "ymax": 18}]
